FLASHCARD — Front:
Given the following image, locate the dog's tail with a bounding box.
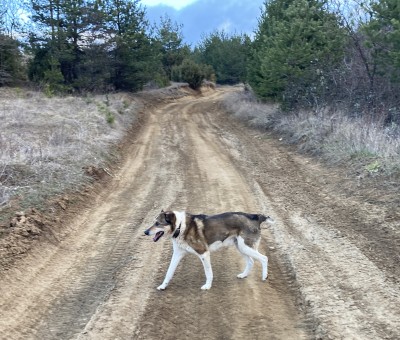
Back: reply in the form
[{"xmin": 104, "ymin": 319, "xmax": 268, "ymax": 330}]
[{"xmin": 258, "ymin": 214, "xmax": 275, "ymax": 227}]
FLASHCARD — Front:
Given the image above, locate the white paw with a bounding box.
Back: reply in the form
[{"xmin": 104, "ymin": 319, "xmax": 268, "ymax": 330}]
[
  {"xmin": 157, "ymin": 284, "xmax": 167, "ymax": 290},
  {"xmin": 201, "ymin": 283, "xmax": 212, "ymax": 290},
  {"xmin": 237, "ymin": 273, "xmax": 247, "ymax": 279},
  {"xmin": 262, "ymin": 275, "xmax": 268, "ymax": 281}
]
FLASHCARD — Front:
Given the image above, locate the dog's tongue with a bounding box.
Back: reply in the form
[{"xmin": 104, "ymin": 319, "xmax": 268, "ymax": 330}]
[{"xmin": 153, "ymin": 231, "xmax": 164, "ymax": 242}]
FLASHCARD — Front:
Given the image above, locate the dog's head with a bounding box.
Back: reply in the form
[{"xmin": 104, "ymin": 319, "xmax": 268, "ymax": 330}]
[{"xmin": 144, "ymin": 210, "xmax": 177, "ymax": 242}]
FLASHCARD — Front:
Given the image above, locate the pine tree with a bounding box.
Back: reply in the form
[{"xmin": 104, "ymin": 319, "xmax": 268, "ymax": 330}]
[
  {"xmin": 195, "ymin": 31, "xmax": 250, "ymax": 84},
  {"xmin": 0, "ymin": 33, "xmax": 24, "ymax": 85},
  {"xmin": 28, "ymin": 0, "xmax": 160, "ymax": 92},
  {"xmin": 29, "ymin": 0, "xmax": 92, "ymax": 91},
  {"xmin": 248, "ymin": 0, "xmax": 346, "ymax": 108},
  {"xmin": 102, "ymin": 0, "xmax": 158, "ymax": 90},
  {"xmin": 0, "ymin": 2, "xmax": 25, "ymax": 85},
  {"xmin": 363, "ymin": 0, "xmax": 400, "ymax": 82},
  {"xmin": 154, "ymin": 15, "xmax": 190, "ymax": 81}
]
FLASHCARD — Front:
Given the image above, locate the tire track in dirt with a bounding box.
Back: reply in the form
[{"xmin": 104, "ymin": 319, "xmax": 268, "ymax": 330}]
[
  {"xmin": 0, "ymin": 104, "xmax": 187, "ymax": 340},
  {"xmin": 3, "ymin": 87, "xmax": 397, "ymax": 340},
  {"xmin": 199, "ymin": 89, "xmax": 400, "ymax": 339},
  {"xmin": 133, "ymin": 92, "xmax": 312, "ymax": 339}
]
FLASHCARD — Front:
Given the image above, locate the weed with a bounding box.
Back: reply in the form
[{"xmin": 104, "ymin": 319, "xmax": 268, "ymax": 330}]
[
  {"xmin": 43, "ymin": 84, "xmax": 55, "ymax": 98},
  {"xmin": 365, "ymin": 161, "xmax": 381, "ymax": 174},
  {"xmin": 96, "ymin": 102, "xmax": 115, "ymax": 125},
  {"xmin": 106, "ymin": 112, "xmax": 115, "ymax": 124}
]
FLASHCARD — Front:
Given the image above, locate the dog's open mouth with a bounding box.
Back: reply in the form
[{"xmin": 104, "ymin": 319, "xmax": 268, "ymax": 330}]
[{"xmin": 153, "ymin": 231, "xmax": 164, "ymax": 242}]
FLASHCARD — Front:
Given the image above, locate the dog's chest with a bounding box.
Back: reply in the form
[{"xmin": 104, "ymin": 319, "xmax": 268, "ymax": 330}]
[
  {"xmin": 208, "ymin": 237, "xmax": 236, "ymax": 252},
  {"xmin": 173, "ymin": 238, "xmax": 200, "ymax": 254}
]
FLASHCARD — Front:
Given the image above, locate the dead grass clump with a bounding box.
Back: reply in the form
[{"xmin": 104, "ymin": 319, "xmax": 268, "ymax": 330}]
[
  {"xmin": 222, "ymin": 87, "xmax": 278, "ymax": 128},
  {"xmin": 222, "ymin": 87, "xmax": 400, "ymax": 179},
  {"xmin": 275, "ymin": 112, "xmax": 400, "ymax": 174},
  {"xmin": 0, "ymin": 88, "xmax": 140, "ymax": 216}
]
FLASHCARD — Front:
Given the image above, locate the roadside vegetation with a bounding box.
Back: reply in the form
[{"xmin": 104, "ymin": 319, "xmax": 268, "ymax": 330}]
[
  {"xmin": 0, "ymin": 87, "xmax": 140, "ymax": 218},
  {"xmin": 223, "ymin": 88, "xmax": 400, "ymax": 180},
  {"xmin": 223, "ymin": 0, "xmax": 400, "ymax": 181}
]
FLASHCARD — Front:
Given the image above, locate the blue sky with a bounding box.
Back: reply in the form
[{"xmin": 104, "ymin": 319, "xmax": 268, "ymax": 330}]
[{"xmin": 140, "ymin": 0, "xmax": 265, "ymax": 46}]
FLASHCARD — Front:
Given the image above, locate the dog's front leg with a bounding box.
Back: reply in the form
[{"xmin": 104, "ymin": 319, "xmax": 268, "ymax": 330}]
[
  {"xmin": 198, "ymin": 251, "xmax": 213, "ymax": 290},
  {"xmin": 157, "ymin": 244, "xmax": 186, "ymax": 290}
]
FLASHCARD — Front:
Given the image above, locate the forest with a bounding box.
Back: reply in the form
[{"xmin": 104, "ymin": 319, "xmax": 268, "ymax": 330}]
[{"xmin": 1, "ymin": 0, "xmax": 400, "ymax": 123}]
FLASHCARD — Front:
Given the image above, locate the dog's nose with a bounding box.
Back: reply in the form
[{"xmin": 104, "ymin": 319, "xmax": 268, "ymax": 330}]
[{"xmin": 144, "ymin": 229, "xmax": 150, "ymax": 236}]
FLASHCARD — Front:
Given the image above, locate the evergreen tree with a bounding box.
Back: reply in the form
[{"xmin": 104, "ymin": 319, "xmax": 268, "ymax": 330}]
[
  {"xmin": 100, "ymin": 0, "xmax": 159, "ymax": 90},
  {"xmin": 363, "ymin": 0, "xmax": 400, "ymax": 82},
  {"xmin": 0, "ymin": 3, "xmax": 25, "ymax": 85},
  {"xmin": 28, "ymin": 0, "xmax": 161, "ymax": 92},
  {"xmin": 195, "ymin": 31, "xmax": 250, "ymax": 84},
  {"xmin": 248, "ymin": 0, "xmax": 346, "ymax": 108},
  {"xmin": 0, "ymin": 33, "xmax": 24, "ymax": 85},
  {"xmin": 154, "ymin": 15, "xmax": 190, "ymax": 81},
  {"xmin": 29, "ymin": 0, "xmax": 92, "ymax": 91}
]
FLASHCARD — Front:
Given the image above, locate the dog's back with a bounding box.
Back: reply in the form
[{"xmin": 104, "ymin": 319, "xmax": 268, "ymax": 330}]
[
  {"xmin": 184, "ymin": 212, "xmax": 267, "ymax": 247},
  {"xmin": 200, "ymin": 212, "xmax": 268, "ymax": 229}
]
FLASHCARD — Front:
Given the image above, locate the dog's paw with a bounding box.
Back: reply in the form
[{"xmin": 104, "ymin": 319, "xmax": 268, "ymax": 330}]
[
  {"xmin": 237, "ymin": 273, "xmax": 248, "ymax": 279},
  {"xmin": 262, "ymin": 275, "xmax": 268, "ymax": 281},
  {"xmin": 157, "ymin": 284, "xmax": 167, "ymax": 290},
  {"xmin": 201, "ymin": 283, "xmax": 212, "ymax": 290}
]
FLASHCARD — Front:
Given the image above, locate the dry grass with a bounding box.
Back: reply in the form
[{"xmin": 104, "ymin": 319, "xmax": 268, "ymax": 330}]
[
  {"xmin": 0, "ymin": 87, "xmax": 141, "ymax": 213},
  {"xmin": 223, "ymin": 87, "xmax": 400, "ymax": 178},
  {"xmin": 223, "ymin": 87, "xmax": 279, "ymax": 128}
]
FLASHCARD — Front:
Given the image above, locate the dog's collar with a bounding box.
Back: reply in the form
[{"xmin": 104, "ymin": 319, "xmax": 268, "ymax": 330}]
[{"xmin": 172, "ymin": 222, "xmax": 181, "ymax": 238}]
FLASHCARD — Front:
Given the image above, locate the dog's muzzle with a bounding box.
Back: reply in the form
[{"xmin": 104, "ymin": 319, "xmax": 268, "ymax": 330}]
[{"xmin": 144, "ymin": 228, "xmax": 164, "ymax": 242}]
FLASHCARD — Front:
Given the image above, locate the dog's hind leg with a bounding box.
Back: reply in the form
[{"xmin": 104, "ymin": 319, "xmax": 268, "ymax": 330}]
[
  {"xmin": 198, "ymin": 251, "xmax": 213, "ymax": 290},
  {"xmin": 157, "ymin": 244, "xmax": 186, "ymax": 290},
  {"xmin": 237, "ymin": 236, "xmax": 268, "ymax": 281},
  {"xmin": 237, "ymin": 254, "xmax": 254, "ymax": 279}
]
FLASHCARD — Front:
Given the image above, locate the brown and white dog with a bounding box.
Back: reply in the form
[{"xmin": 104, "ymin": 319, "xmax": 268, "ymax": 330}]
[{"xmin": 144, "ymin": 210, "xmax": 273, "ymax": 290}]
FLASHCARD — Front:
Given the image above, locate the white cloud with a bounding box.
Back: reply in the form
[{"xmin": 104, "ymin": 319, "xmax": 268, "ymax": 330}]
[
  {"xmin": 140, "ymin": 0, "xmax": 198, "ymax": 11},
  {"xmin": 217, "ymin": 19, "xmax": 233, "ymax": 32}
]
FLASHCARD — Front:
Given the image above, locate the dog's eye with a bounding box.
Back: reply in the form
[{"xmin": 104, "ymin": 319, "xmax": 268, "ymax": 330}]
[{"xmin": 155, "ymin": 222, "xmax": 160, "ymax": 226}]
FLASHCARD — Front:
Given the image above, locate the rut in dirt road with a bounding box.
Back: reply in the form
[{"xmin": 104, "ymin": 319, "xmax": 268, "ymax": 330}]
[
  {"xmin": 1, "ymin": 87, "xmax": 399, "ymax": 340},
  {"xmin": 77, "ymin": 92, "xmax": 312, "ymax": 340},
  {"xmin": 0, "ymin": 89, "xmax": 312, "ymax": 340}
]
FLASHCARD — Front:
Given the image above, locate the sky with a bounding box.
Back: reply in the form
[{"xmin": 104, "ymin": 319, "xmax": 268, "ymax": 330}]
[{"xmin": 140, "ymin": 0, "xmax": 265, "ymax": 46}]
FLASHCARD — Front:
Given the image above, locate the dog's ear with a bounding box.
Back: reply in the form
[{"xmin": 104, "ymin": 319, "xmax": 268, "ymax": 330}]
[{"xmin": 164, "ymin": 211, "xmax": 176, "ymax": 226}]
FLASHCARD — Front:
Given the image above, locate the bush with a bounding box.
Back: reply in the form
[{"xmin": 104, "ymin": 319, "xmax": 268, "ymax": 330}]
[{"xmin": 172, "ymin": 59, "xmax": 207, "ymax": 90}]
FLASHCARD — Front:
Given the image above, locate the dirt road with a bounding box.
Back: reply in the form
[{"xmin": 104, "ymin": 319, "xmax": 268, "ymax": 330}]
[{"xmin": 1, "ymin": 87, "xmax": 399, "ymax": 339}]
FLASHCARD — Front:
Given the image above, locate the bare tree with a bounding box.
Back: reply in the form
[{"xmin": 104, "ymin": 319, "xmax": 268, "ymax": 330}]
[{"xmin": 0, "ymin": 0, "xmax": 27, "ymax": 38}]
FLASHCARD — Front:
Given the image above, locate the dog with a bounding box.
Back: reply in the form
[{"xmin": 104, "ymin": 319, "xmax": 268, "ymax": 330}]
[{"xmin": 144, "ymin": 210, "xmax": 273, "ymax": 290}]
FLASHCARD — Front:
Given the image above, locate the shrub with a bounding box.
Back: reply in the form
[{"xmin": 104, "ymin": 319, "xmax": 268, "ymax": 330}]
[{"xmin": 172, "ymin": 59, "xmax": 208, "ymax": 90}]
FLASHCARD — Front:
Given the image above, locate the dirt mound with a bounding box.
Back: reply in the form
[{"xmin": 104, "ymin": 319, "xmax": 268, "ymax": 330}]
[{"xmin": 1, "ymin": 209, "xmax": 51, "ymax": 267}]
